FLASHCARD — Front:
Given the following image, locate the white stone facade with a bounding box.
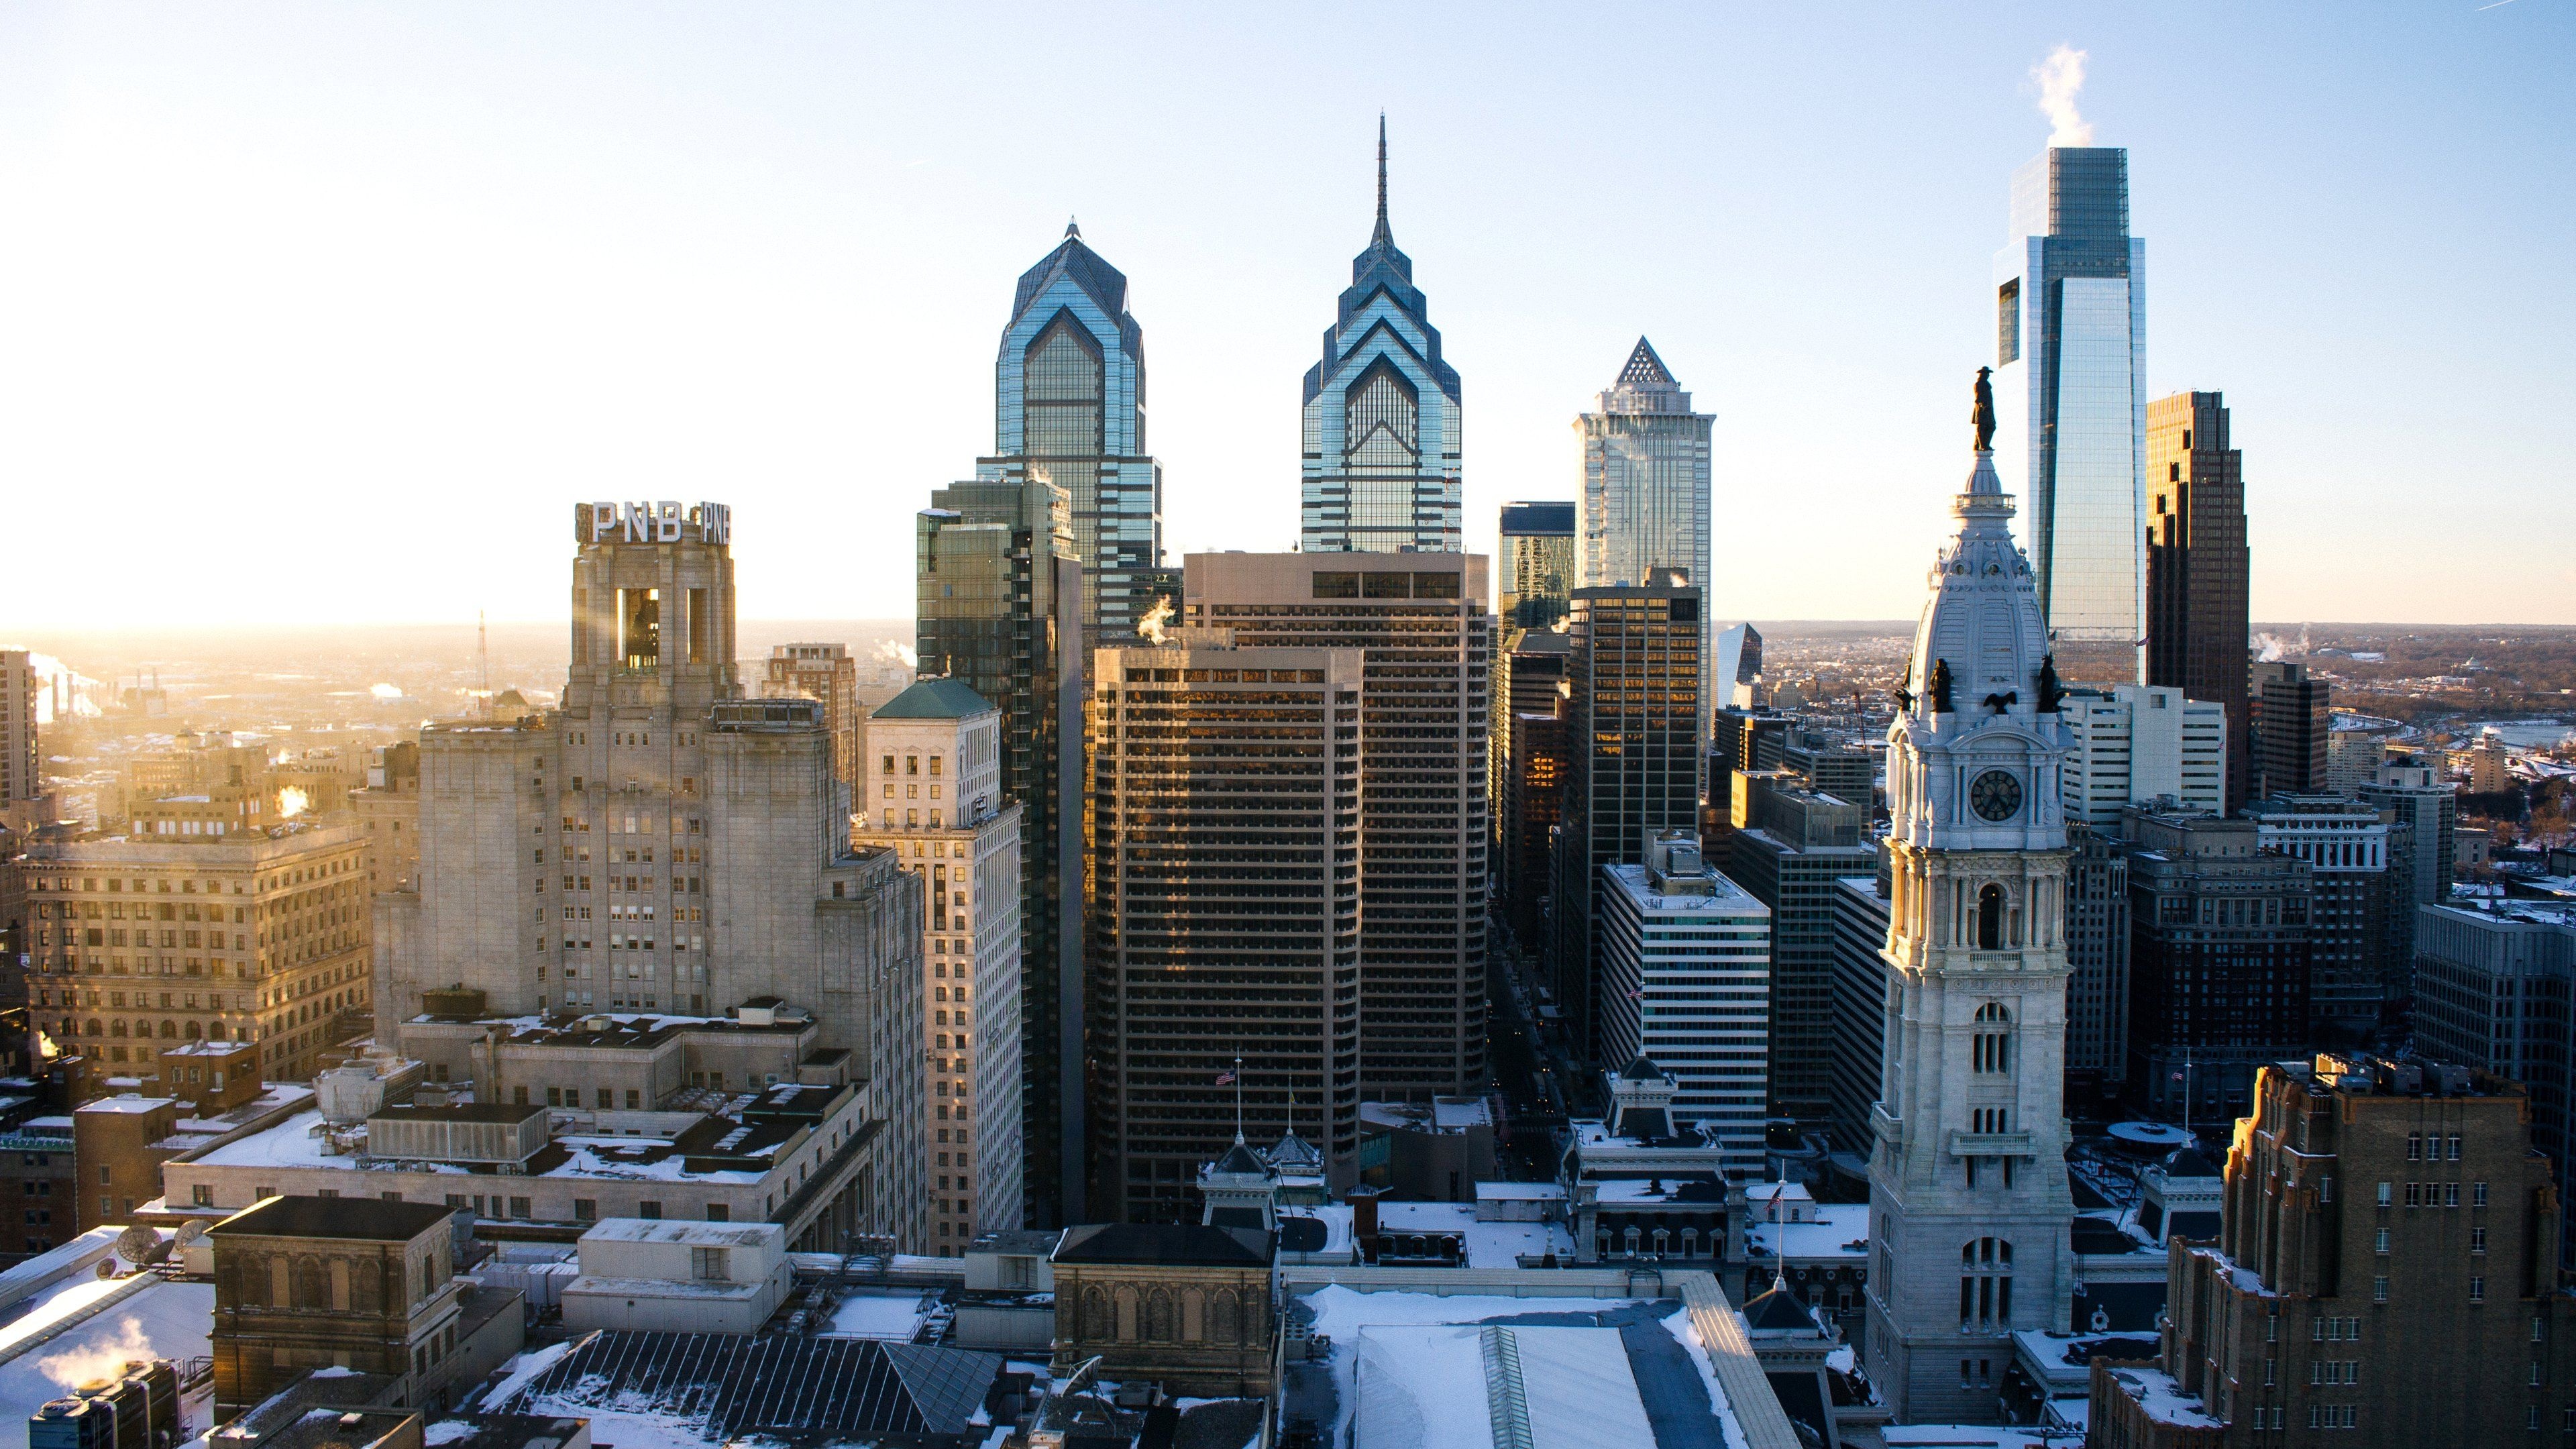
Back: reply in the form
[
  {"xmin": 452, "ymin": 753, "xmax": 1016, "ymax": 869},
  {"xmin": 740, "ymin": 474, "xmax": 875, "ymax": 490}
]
[{"xmin": 1863, "ymin": 443, "xmax": 2078, "ymax": 1424}]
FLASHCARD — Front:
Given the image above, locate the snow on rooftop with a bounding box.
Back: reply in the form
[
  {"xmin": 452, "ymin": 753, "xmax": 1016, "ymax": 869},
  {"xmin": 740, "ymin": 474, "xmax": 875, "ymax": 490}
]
[
  {"xmin": 1356, "ymin": 1324, "xmax": 1654, "ymax": 1449},
  {"xmin": 1369, "ymin": 1202, "xmax": 1577, "ymax": 1267},
  {"xmin": 1742, "ymin": 1204, "xmax": 1869, "ymax": 1261},
  {"xmin": 0, "ymin": 1278, "xmax": 214, "ymax": 1449},
  {"xmin": 76, "ymin": 1095, "xmax": 178, "ymax": 1114},
  {"xmin": 821, "ymin": 1287, "xmax": 935, "ymax": 1340}
]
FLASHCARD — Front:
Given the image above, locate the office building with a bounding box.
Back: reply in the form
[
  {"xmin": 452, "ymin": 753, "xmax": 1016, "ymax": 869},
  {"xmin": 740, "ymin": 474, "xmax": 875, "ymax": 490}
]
[
  {"xmin": 1727, "ymin": 771, "xmax": 1874, "ymax": 1128},
  {"xmin": 2248, "ymin": 794, "xmax": 2400, "ymax": 1034},
  {"xmin": 2063, "ymin": 821, "xmax": 2133, "ymax": 1089},
  {"xmin": 1299, "ymin": 122, "xmax": 1463, "ymax": 555},
  {"xmin": 2143, "ymin": 390, "xmax": 2251, "ymax": 813},
  {"xmin": 1595, "ymin": 832, "xmax": 1770, "ymax": 1171},
  {"xmin": 1496, "ymin": 500, "xmax": 1575, "ymax": 630},
  {"xmin": 761, "ymin": 643, "xmax": 863, "ymax": 790},
  {"xmin": 2328, "ymin": 717, "xmax": 2398, "ymax": 799},
  {"xmin": 1489, "ymin": 624, "xmax": 1570, "ymax": 891},
  {"xmin": 377, "ymin": 504, "xmax": 918, "ymax": 1061},
  {"xmin": 2121, "ymin": 805, "xmax": 2313, "ymax": 1122},
  {"xmin": 1548, "ymin": 576, "xmax": 1702, "ymax": 1066},
  {"xmin": 23, "ymin": 819, "xmax": 368, "ymax": 1083},
  {"xmin": 853, "ymin": 678, "xmax": 1026, "ymax": 1248},
  {"xmin": 350, "ymin": 741, "xmax": 421, "ymax": 898},
  {"xmin": 1500, "ymin": 710, "xmax": 1568, "ymax": 950},
  {"xmin": 1, "ymin": 650, "xmax": 36, "ymax": 806},
  {"xmin": 918, "ymin": 478, "xmax": 1085, "ymax": 1226},
  {"xmin": 2360, "ymin": 757, "xmax": 2458, "ymax": 911},
  {"xmin": 1711, "ymin": 623, "xmax": 1763, "ymax": 711},
  {"xmin": 1179, "ymin": 552, "xmax": 1490, "ymax": 1103},
  {"xmin": 1991, "ymin": 147, "xmax": 2146, "ymax": 685},
  {"xmin": 1703, "ymin": 705, "xmax": 1788, "ymax": 855},
  {"xmin": 2251, "ymin": 661, "xmax": 2330, "ymax": 798},
  {"xmin": 1863, "ymin": 423, "xmax": 2080, "ymax": 1424},
  {"xmin": 976, "ymin": 222, "xmax": 1167, "ymax": 639},
  {"xmin": 1780, "ymin": 736, "xmax": 1874, "ymax": 812},
  {"xmin": 2414, "ymin": 901, "xmax": 2576, "ymax": 1259},
  {"xmin": 2094, "ymin": 1055, "xmax": 2576, "ymax": 1446},
  {"xmin": 1826, "ymin": 870, "xmax": 1890, "ymax": 1159},
  {"xmin": 1577, "ymin": 339, "xmax": 1713, "ymax": 733},
  {"xmin": 2058, "ymin": 684, "xmax": 2226, "ymax": 828},
  {"xmin": 1088, "ymin": 637, "xmax": 1364, "ymax": 1222}
]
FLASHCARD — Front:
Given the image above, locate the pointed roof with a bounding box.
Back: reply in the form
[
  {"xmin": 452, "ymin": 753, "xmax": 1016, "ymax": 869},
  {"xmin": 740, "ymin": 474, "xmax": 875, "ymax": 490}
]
[
  {"xmin": 1210, "ymin": 1140, "xmax": 1269, "ymax": 1177},
  {"xmin": 1617, "ymin": 1055, "xmax": 1666, "ymax": 1083},
  {"xmin": 1617, "ymin": 337, "xmax": 1676, "ymax": 391},
  {"xmin": 1741, "ymin": 1279, "xmax": 1824, "ymax": 1333},
  {"xmin": 1371, "ymin": 113, "xmax": 1393, "ymax": 250},
  {"xmin": 2160, "ymin": 1144, "xmax": 2220, "ymax": 1179},
  {"xmin": 1010, "ymin": 223, "xmax": 1131, "ymax": 330}
]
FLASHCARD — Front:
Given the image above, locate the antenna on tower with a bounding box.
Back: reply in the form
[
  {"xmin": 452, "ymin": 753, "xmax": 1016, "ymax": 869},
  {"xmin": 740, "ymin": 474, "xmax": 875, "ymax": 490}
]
[{"xmin": 478, "ymin": 610, "xmax": 490, "ymax": 716}]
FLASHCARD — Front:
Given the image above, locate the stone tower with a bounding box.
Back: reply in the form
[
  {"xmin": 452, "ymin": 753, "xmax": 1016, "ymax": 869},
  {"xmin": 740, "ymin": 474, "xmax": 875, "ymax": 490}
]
[{"xmin": 1861, "ymin": 418, "xmax": 2078, "ymax": 1422}]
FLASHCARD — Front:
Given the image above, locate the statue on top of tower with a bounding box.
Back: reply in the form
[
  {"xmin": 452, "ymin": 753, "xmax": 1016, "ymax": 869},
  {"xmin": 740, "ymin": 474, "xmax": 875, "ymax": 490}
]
[{"xmin": 1972, "ymin": 365, "xmax": 1998, "ymax": 453}]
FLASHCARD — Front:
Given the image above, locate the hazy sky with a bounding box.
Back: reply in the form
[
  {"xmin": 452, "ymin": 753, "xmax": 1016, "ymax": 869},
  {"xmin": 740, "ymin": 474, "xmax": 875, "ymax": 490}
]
[{"xmin": 3, "ymin": 3, "xmax": 2569, "ymax": 633}]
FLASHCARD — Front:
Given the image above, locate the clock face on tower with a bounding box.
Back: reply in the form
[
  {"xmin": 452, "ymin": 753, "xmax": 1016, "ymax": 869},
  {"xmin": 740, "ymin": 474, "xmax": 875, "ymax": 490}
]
[{"xmin": 1969, "ymin": 769, "xmax": 2023, "ymax": 822}]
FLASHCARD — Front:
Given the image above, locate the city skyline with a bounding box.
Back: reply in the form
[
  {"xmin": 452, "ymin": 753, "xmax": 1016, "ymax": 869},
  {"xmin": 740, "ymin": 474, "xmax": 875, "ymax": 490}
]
[{"xmin": 1, "ymin": 7, "xmax": 2567, "ymax": 633}]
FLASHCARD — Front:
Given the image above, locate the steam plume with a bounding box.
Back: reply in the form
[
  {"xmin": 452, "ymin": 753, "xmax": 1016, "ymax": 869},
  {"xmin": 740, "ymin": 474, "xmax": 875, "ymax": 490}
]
[
  {"xmin": 2033, "ymin": 44, "xmax": 2094, "ymax": 146},
  {"xmin": 39, "ymin": 1317, "xmax": 155, "ymax": 1389},
  {"xmin": 1136, "ymin": 596, "xmax": 1175, "ymax": 647},
  {"xmin": 873, "ymin": 640, "xmax": 918, "ymax": 670}
]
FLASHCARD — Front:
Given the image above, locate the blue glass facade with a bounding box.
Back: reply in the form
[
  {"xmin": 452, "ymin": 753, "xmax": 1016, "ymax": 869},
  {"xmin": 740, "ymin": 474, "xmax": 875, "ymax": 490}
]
[
  {"xmin": 1992, "ymin": 147, "xmax": 2146, "ymax": 671},
  {"xmin": 978, "ymin": 222, "xmax": 1169, "ymax": 639},
  {"xmin": 1577, "ymin": 337, "xmax": 1713, "ymax": 733},
  {"xmin": 1299, "ymin": 121, "xmax": 1463, "ymax": 554}
]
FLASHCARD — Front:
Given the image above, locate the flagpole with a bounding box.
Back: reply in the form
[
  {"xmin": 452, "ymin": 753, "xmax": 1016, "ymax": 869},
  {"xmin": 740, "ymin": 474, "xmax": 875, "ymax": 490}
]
[{"xmin": 1234, "ymin": 1052, "xmax": 1244, "ymax": 1144}]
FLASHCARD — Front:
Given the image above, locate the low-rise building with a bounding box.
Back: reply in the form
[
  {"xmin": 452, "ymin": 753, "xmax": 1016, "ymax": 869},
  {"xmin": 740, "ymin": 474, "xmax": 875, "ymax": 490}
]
[
  {"xmin": 1049, "ymin": 1223, "xmax": 1276, "ymax": 1398},
  {"xmin": 559, "ymin": 1218, "xmax": 790, "ymax": 1334},
  {"xmin": 1560, "ymin": 1059, "xmax": 1730, "ymax": 1263},
  {"xmin": 1354, "ymin": 1097, "xmax": 1494, "ymax": 1201}
]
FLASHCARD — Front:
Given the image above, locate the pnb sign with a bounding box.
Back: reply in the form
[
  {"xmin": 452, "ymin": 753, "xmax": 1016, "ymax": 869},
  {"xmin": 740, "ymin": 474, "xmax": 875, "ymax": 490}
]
[{"xmin": 575, "ymin": 500, "xmax": 733, "ymax": 545}]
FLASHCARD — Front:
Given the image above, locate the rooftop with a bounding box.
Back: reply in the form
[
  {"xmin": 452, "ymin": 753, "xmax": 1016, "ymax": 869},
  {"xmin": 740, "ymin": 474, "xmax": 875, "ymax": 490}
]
[
  {"xmin": 580, "ymin": 1218, "xmax": 778, "ymax": 1249},
  {"xmin": 212, "ymin": 1195, "xmax": 454, "ymax": 1242},
  {"xmin": 868, "ymin": 676, "xmax": 997, "ymax": 720},
  {"xmin": 1055, "ymin": 1223, "xmax": 1273, "ymax": 1268}
]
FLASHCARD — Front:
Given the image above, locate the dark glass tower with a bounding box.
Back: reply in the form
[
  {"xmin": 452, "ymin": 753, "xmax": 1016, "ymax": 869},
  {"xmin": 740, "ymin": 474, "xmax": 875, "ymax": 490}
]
[
  {"xmin": 1547, "ymin": 575, "xmax": 1703, "ymax": 1067},
  {"xmin": 2145, "ymin": 390, "xmax": 2251, "ymax": 812},
  {"xmin": 1992, "ymin": 147, "xmax": 2147, "ymax": 684},
  {"xmin": 917, "ymin": 480, "xmax": 1085, "ymax": 1226},
  {"xmin": 979, "ymin": 223, "xmax": 1168, "ymax": 640},
  {"xmin": 1299, "ymin": 120, "xmax": 1463, "ymax": 555}
]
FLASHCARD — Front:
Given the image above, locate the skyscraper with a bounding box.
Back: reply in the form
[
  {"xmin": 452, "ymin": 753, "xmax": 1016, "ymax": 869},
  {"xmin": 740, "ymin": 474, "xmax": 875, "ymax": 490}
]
[
  {"xmin": 376, "ymin": 500, "xmax": 922, "ymax": 1066},
  {"xmin": 1992, "ymin": 147, "xmax": 2146, "ymax": 685},
  {"xmin": 1596, "ymin": 831, "xmax": 1771, "ymax": 1172},
  {"xmin": 1, "ymin": 650, "xmax": 37, "ymax": 806},
  {"xmin": 918, "ymin": 480, "xmax": 1086, "ymax": 1226},
  {"xmin": 1726, "ymin": 771, "xmax": 1875, "ymax": 1128},
  {"xmin": 1180, "ymin": 552, "xmax": 1490, "ymax": 1101},
  {"xmin": 1864, "ymin": 396, "xmax": 2078, "ymax": 1424},
  {"xmin": 853, "ymin": 679, "xmax": 1026, "ymax": 1248},
  {"xmin": 761, "ymin": 643, "xmax": 863, "ymax": 790},
  {"xmin": 1548, "ymin": 575, "xmax": 1703, "ymax": 1067},
  {"xmin": 2251, "ymin": 660, "xmax": 2330, "ymax": 797},
  {"xmin": 1577, "ymin": 339, "xmax": 1713, "ymax": 733},
  {"xmin": 1496, "ymin": 501, "xmax": 1575, "ymax": 631},
  {"xmin": 2144, "ymin": 390, "xmax": 2251, "ymax": 812},
  {"xmin": 2056, "ymin": 683, "xmax": 2227, "ymax": 828},
  {"xmin": 1299, "ymin": 121, "xmax": 1462, "ymax": 555},
  {"xmin": 978, "ymin": 222, "xmax": 1167, "ymax": 639},
  {"xmin": 1087, "ymin": 636, "xmax": 1364, "ymax": 1222},
  {"xmin": 2121, "ymin": 804, "xmax": 2314, "ymax": 1120}
]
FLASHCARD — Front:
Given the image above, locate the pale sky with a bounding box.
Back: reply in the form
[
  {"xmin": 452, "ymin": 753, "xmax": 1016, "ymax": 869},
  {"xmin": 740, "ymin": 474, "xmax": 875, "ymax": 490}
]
[{"xmin": 2, "ymin": 3, "xmax": 2569, "ymax": 632}]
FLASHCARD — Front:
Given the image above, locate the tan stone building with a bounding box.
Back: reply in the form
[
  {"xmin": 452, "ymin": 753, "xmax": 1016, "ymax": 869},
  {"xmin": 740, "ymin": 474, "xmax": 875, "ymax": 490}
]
[
  {"xmin": 21, "ymin": 819, "xmax": 371, "ymax": 1083},
  {"xmin": 1049, "ymin": 1223, "xmax": 1276, "ymax": 1397},
  {"xmin": 853, "ymin": 677, "xmax": 1024, "ymax": 1252},
  {"xmin": 208, "ymin": 1195, "xmax": 517, "ymax": 1416},
  {"xmin": 2091, "ymin": 1053, "xmax": 2576, "ymax": 1444},
  {"xmin": 352, "ymin": 741, "xmax": 422, "ymax": 897},
  {"xmin": 762, "ymin": 643, "xmax": 863, "ymax": 789}
]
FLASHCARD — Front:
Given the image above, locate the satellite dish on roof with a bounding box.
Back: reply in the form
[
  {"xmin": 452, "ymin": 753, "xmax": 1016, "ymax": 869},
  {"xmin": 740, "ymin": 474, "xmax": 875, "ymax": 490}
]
[
  {"xmin": 176, "ymin": 1221, "xmax": 209, "ymax": 1247},
  {"xmin": 115, "ymin": 1225, "xmax": 162, "ymax": 1265}
]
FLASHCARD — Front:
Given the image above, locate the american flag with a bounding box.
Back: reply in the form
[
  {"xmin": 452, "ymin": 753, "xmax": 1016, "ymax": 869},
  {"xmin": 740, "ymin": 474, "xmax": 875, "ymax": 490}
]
[{"xmin": 1214, "ymin": 1070, "xmax": 1236, "ymax": 1086}]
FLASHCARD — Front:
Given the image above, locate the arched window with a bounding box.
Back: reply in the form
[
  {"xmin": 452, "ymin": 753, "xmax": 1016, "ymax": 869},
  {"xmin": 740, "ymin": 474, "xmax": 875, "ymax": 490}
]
[
  {"xmin": 1972, "ymin": 1003, "xmax": 2014, "ymax": 1075},
  {"xmin": 1023, "ymin": 313, "xmax": 1104, "ymax": 456},
  {"xmin": 1977, "ymin": 883, "xmax": 2004, "ymax": 949},
  {"xmin": 109, "ymin": 1020, "xmax": 126, "ymax": 1038},
  {"xmin": 1959, "ymin": 1236, "xmax": 2015, "ymax": 1328}
]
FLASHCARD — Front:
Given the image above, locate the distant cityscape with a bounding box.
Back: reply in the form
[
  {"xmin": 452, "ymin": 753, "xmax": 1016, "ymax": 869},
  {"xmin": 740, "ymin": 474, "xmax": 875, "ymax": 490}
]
[{"xmin": 2, "ymin": 94, "xmax": 2575, "ymax": 1449}]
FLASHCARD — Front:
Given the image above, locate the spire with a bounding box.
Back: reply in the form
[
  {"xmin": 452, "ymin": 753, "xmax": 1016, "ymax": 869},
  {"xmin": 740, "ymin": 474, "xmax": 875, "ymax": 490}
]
[
  {"xmin": 1065, "ymin": 215, "xmax": 1081, "ymax": 241},
  {"xmin": 1371, "ymin": 113, "xmax": 1393, "ymax": 248}
]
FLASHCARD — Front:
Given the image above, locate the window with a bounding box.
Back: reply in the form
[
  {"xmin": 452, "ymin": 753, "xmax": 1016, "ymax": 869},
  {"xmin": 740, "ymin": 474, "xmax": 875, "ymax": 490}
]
[
  {"xmin": 573, "ymin": 1199, "xmax": 596, "ymax": 1221},
  {"xmin": 2373, "ymin": 1275, "xmax": 2389, "ymax": 1303},
  {"xmin": 2375, "ymin": 1228, "xmax": 2389, "ymax": 1255},
  {"xmin": 1976, "ymin": 884, "xmax": 2004, "ymax": 949},
  {"xmin": 2475, "ymin": 1181, "xmax": 2489, "ymax": 1208},
  {"xmin": 638, "ymin": 1200, "xmax": 663, "ymax": 1220},
  {"xmin": 705, "ymin": 1203, "xmax": 730, "ymax": 1222},
  {"xmin": 2471, "ymin": 1276, "xmax": 2486, "ymax": 1303},
  {"xmin": 2377, "ymin": 1181, "xmax": 2392, "ymax": 1208},
  {"xmin": 2473, "ymin": 1227, "xmax": 2487, "ymax": 1254},
  {"xmin": 192, "ymin": 1185, "xmax": 213, "ymax": 1207},
  {"xmin": 2449, "ymin": 1134, "xmax": 2463, "ymax": 1161},
  {"xmin": 1957, "ymin": 1237, "xmax": 2014, "ymax": 1328},
  {"xmin": 692, "ymin": 1246, "xmax": 730, "ymax": 1280},
  {"xmin": 2407, "ymin": 1132, "xmax": 2422, "ymax": 1161},
  {"xmin": 1971, "ymin": 1003, "xmax": 2013, "ymax": 1074},
  {"xmin": 2447, "ymin": 1183, "xmax": 2461, "ymax": 1208}
]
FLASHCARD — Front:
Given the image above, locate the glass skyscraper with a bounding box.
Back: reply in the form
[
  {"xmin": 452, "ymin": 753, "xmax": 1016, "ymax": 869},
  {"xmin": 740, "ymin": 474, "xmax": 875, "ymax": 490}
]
[
  {"xmin": 1992, "ymin": 147, "xmax": 2146, "ymax": 683},
  {"xmin": 1299, "ymin": 121, "xmax": 1462, "ymax": 555},
  {"xmin": 978, "ymin": 221, "xmax": 1168, "ymax": 639},
  {"xmin": 1496, "ymin": 500, "xmax": 1575, "ymax": 631},
  {"xmin": 1577, "ymin": 337, "xmax": 1713, "ymax": 733}
]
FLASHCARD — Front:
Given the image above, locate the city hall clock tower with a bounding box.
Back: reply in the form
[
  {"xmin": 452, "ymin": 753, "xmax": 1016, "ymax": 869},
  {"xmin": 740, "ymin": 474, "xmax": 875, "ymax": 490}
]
[{"xmin": 1863, "ymin": 375, "xmax": 2078, "ymax": 1422}]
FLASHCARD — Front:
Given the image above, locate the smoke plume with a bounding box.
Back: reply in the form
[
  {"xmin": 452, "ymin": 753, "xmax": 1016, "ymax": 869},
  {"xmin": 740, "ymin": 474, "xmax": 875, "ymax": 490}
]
[
  {"xmin": 38, "ymin": 1317, "xmax": 156, "ymax": 1390},
  {"xmin": 2033, "ymin": 44, "xmax": 2094, "ymax": 146},
  {"xmin": 873, "ymin": 640, "xmax": 918, "ymax": 670}
]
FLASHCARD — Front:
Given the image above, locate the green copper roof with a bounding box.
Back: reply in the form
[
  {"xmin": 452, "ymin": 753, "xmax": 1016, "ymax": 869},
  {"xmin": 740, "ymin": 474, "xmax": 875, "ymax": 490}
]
[{"xmin": 869, "ymin": 677, "xmax": 996, "ymax": 720}]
